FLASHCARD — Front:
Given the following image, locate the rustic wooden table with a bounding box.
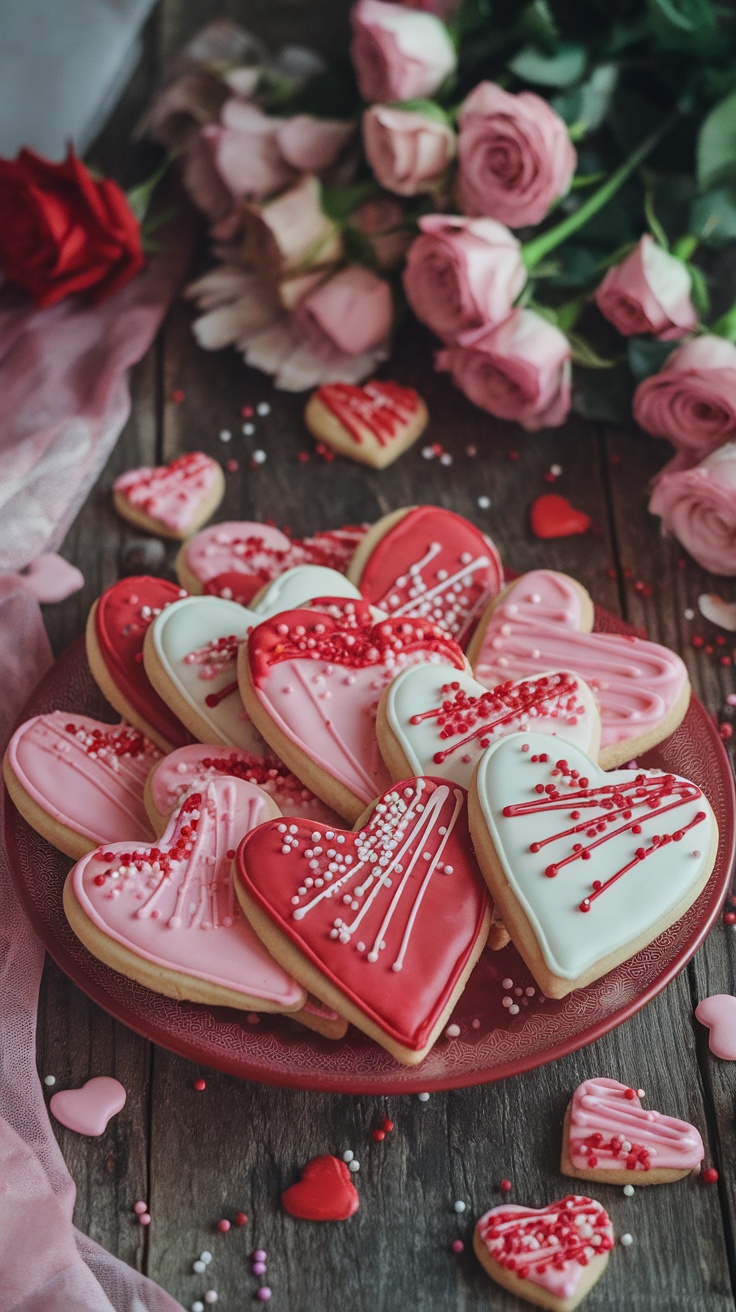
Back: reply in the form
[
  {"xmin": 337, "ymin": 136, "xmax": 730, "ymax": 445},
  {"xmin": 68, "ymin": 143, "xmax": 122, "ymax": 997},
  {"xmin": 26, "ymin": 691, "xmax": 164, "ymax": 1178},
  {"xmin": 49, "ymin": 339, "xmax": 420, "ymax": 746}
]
[{"xmin": 30, "ymin": 3, "xmax": 736, "ymax": 1309}]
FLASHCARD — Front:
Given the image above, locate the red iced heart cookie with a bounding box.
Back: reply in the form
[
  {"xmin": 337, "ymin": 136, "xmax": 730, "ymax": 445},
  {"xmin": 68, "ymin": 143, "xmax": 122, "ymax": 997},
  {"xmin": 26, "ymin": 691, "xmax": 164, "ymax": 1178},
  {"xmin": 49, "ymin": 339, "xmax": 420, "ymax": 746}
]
[
  {"xmin": 561, "ymin": 1077, "xmax": 703, "ymax": 1184},
  {"xmin": 530, "ymin": 493, "xmax": 592, "ymax": 539},
  {"xmin": 113, "ymin": 452, "xmax": 225, "ymax": 540},
  {"xmin": 65, "ymin": 778, "xmax": 306, "ymax": 1013},
  {"xmin": 281, "ymin": 1154, "xmax": 359, "ymax": 1220},
  {"xmin": 50, "ymin": 1076, "xmax": 126, "ymax": 1136},
  {"xmin": 468, "ymin": 569, "xmax": 690, "ymax": 768},
  {"xmin": 234, "ymin": 775, "xmax": 491, "ymax": 1064},
  {"xmin": 4, "ymin": 712, "xmax": 160, "ymax": 859},
  {"xmin": 348, "ymin": 506, "xmax": 503, "ymax": 645},
  {"xmin": 177, "ymin": 519, "xmax": 369, "ymax": 598},
  {"xmin": 87, "ymin": 576, "xmax": 192, "ymax": 752},
  {"xmin": 240, "ymin": 598, "xmax": 466, "ymax": 821},
  {"xmin": 304, "ymin": 380, "xmax": 428, "ymax": 468},
  {"xmin": 696, "ymin": 994, "xmax": 736, "ymax": 1059},
  {"xmin": 473, "ymin": 1196, "xmax": 614, "ymax": 1311}
]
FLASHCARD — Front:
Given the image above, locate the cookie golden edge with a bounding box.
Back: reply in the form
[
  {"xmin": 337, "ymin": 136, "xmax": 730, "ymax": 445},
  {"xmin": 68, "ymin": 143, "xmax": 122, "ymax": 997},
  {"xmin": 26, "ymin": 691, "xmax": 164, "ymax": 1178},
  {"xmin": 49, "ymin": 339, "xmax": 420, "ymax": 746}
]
[
  {"xmin": 84, "ymin": 601, "xmax": 178, "ymax": 754},
  {"xmin": 472, "ymin": 1222, "xmax": 610, "ymax": 1312},
  {"xmin": 3, "ymin": 753, "xmax": 97, "ymax": 860},
  {"xmin": 112, "ymin": 464, "xmax": 225, "ymax": 542},
  {"xmin": 303, "ymin": 392, "xmax": 428, "ymax": 469}
]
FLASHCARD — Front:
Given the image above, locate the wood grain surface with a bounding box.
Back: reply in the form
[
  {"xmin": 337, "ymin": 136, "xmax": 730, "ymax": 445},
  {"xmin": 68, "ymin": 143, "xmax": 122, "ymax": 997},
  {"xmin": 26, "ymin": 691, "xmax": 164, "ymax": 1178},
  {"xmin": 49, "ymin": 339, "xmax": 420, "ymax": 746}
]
[{"xmin": 31, "ymin": 3, "xmax": 736, "ymax": 1310}]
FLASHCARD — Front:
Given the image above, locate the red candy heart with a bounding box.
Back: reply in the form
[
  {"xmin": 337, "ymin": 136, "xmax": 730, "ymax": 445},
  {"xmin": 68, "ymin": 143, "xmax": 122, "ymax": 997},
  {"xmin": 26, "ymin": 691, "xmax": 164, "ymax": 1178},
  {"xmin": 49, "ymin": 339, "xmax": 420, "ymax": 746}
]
[
  {"xmin": 529, "ymin": 494, "xmax": 592, "ymax": 540},
  {"xmin": 281, "ymin": 1154, "xmax": 359, "ymax": 1221}
]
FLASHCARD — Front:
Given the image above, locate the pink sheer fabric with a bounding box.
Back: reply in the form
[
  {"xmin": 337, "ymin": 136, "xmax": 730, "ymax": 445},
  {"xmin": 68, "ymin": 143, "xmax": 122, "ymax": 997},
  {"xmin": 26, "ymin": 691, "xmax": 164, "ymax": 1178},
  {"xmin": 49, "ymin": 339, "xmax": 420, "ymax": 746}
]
[{"xmin": 0, "ymin": 236, "xmax": 192, "ymax": 1308}]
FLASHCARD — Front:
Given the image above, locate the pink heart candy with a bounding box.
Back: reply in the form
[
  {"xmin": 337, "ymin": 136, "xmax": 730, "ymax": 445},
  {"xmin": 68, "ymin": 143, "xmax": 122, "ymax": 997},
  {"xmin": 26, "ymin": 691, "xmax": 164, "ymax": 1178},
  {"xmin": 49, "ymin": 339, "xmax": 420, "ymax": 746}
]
[
  {"xmin": 49, "ymin": 1076, "xmax": 126, "ymax": 1136},
  {"xmin": 696, "ymin": 994, "xmax": 736, "ymax": 1060}
]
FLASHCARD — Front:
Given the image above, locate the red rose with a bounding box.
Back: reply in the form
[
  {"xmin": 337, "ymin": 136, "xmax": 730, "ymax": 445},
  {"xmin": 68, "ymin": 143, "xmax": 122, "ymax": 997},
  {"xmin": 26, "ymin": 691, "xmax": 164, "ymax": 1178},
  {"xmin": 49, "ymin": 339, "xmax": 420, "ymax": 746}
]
[{"xmin": 0, "ymin": 147, "xmax": 144, "ymax": 307}]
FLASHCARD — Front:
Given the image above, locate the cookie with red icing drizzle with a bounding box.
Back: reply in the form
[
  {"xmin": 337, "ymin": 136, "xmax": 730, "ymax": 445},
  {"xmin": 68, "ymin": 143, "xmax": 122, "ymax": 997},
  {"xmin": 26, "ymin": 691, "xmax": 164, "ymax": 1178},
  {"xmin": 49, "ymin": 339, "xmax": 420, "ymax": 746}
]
[
  {"xmin": 176, "ymin": 520, "xmax": 369, "ymax": 601},
  {"xmin": 233, "ymin": 775, "xmax": 491, "ymax": 1065},
  {"xmin": 473, "ymin": 1195, "xmax": 614, "ymax": 1311},
  {"xmin": 469, "ymin": 731, "xmax": 718, "ymax": 998},
  {"xmin": 347, "ymin": 506, "xmax": 503, "ymax": 646},
  {"xmin": 86, "ymin": 576, "xmax": 192, "ymax": 753},
  {"xmin": 304, "ymin": 380, "xmax": 428, "ymax": 468},
  {"xmin": 113, "ymin": 452, "xmax": 225, "ymax": 540},
  {"xmin": 239, "ymin": 597, "xmax": 467, "ymax": 823},
  {"xmin": 561, "ymin": 1077, "xmax": 703, "ymax": 1185}
]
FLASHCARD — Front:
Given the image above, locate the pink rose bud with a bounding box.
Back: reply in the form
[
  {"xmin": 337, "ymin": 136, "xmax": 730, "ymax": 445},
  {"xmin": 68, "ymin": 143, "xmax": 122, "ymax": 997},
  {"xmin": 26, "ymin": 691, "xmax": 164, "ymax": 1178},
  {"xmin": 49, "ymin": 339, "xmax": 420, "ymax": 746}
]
[
  {"xmin": 634, "ymin": 335, "xmax": 736, "ymax": 457},
  {"xmin": 202, "ymin": 101, "xmax": 297, "ymax": 200},
  {"xmin": 295, "ymin": 265, "xmax": 394, "ymax": 355},
  {"xmin": 455, "ymin": 81, "xmax": 576, "ymax": 228},
  {"xmin": 350, "ymin": 0, "xmax": 457, "ymax": 103},
  {"xmin": 362, "ymin": 105, "xmax": 455, "ymax": 196},
  {"xmin": 595, "ymin": 235, "xmax": 697, "ymax": 340},
  {"xmin": 436, "ymin": 308, "xmax": 571, "ymax": 431},
  {"xmin": 241, "ymin": 175, "xmax": 342, "ymax": 281},
  {"xmin": 649, "ymin": 443, "xmax": 736, "ymax": 575},
  {"xmin": 402, "ymin": 214, "xmax": 526, "ymax": 342},
  {"xmin": 277, "ymin": 115, "xmax": 354, "ymax": 172}
]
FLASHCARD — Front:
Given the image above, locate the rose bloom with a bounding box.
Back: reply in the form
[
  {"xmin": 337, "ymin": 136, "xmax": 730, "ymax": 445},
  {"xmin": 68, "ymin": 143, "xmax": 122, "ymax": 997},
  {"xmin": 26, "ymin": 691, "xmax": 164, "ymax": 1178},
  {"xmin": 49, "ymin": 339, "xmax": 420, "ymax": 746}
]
[
  {"xmin": 240, "ymin": 175, "xmax": 342, "ymax": 281},
  {"xmin": 436, "ymin": 308, "xmax": 571, "ymax": 430},
  {"xmin": 634, "ymin": 335, "xmax": 736, "ymax": 458},
  {"xmin": 595, "ymin": 235, "xmax": 696, "ymax": 340},
  {"xmin": 649, "ymin": 442, "xmax": 736, "ymax": 575},
  {"xmin": 351, "ymin": 0, "xmax": 456, "ymax": 103},
  {"xmin": 456, "ymin": 81, "xmax": 576, "ymax": 228},
  {"xmin": 294, "ymin": 265, "xmax": 394, "ymax": 355},
  {"xmin": 363, "ymin": 104, "xmax": 455, "ymax": 196},
  {"xmin": 0, "ymin": 147, "xmax": 144, "ymax": 307},
  {"xmin": 402, "ymin": 214, "xmax": 526, "ymax": 342}
]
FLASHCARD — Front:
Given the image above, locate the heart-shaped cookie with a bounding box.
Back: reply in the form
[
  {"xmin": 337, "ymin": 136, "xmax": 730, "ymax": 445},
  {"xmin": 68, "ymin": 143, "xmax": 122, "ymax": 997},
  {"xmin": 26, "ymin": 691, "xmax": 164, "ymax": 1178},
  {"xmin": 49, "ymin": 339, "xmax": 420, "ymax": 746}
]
[
  {"xmin": 473, "ymin": 1196, "xmax": 614, "ymax": 1311},
  {"xmin": 86, "ymin": 576, "xmax": 192, "ymax": 752},
  {"xmin": 145, "ymin": 744, "xmax": 339, "ymax": 832},
  {"xmin": 378, "ymin": 665, "xmax": 600, "ymax": 790},
  {"xmin": 176, "ymin": 519, "xmax": 369, "ymax": 599},
  {"xmin": 467, "ymin": 569, "xmax": 691, "ymax": 768},
  {"xmin": 64, "ymin": 778, "xmax": 306, "ymax": 1013},
  {"xmin": 113, "ymin": 452, "xmax": 225, "ymax": 540},
  {"xmin": 240, "ymin": 599, "xmax": 466, "ymax": 822},
  {"xmin": 4, "ymin": 712, "xmax": 160, "ymax": 859},
  {"xmin": 304, "ymin": 380, "xmax": 428, "ymax": 468},
  {"xmin": 281, "ymin": 1154, "xmax": 360, "ymax": 1220},
  {"xmin": 530, "ymin": 493, "xmax": 592, "ymax": 540},
  {"xmin": 49, "ymin": 1076, "xmax": 127, "ymax": 1136},
  {"xmin": 234, "ymin": 776, "xmax": 491, "ymax": 1064},
  {"xmin": 251, "ymin": 565, "xmax": 363, "ymax": 614},
  {"xmin": 561, "ymin": 1077, "xmax": 703, "ymax": 1184},
  {"xmin": 470, "ymin": 731, "xmax": 717, "ymax": 998},
  {"xmin": 695, "ymin": 994, "xmax": 736, "ymax": 1059},
  {"xmin": 348, "ymin": 506, "xmax": 503, "ymax": 645}
]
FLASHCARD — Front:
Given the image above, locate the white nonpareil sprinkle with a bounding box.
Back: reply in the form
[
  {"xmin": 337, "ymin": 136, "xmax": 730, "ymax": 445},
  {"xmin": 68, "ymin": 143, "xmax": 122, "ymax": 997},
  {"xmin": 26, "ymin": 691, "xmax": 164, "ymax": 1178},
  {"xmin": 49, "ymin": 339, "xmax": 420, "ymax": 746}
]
[
  {"xmin": 421, "ymin": 446, "xmax": 434, "ymax": 460},
  {"xmin": 342, "ymin": 1149, "xmax": 354, "ymax": 1163},
  {"xmin": 453, "ymin": 1200, "xmax": 466, "ymax": 1214},
  {"xmin": 43, "ymin": 1075, "xmax": 56, "ymax": 1086},
  {"xmin": 550, "ymin": 463, "xmax": 562, "ymax": 476},
  {"xmin": 508, "ymin": 1004, "xmax": 520, "ymax": 1016},
  {"xmin": 348, "ymin": 1160, "xmax": 360, "ymax": 1173},
  {"xmin": 684, "ymin": 608, "xmax": 694, "ymax": 620},
  {"xmin": 620, "ymin": 1233, "xmax": 633, "ymax": 1247},
  {"xmin": 257, "ymin": 402, "xmax": 270, "ymax": 416},
  {"xmin": 204, "ymin": 1294, "xmax": 218, "ymax": 1306},
  {"xmin": 623, "ymin": 1185, "xmax": 634, "ymax": 1197},
  {"xmin": 219, "ymin": 430, "xmax": 231, "ymax": 443},
  {"xmin": 242, "ymin": 422, "xmax": 255, "ymax": 436},
  {"xmin": 193, "ymin": 1261, "xmax": 206, "ymax": 1274},
  {"xmin": 418, "ymin": 1092, "xmax": 430, "ymax": 1102},
  {"xmin": 477, "ymin": 496, "xmax": 490, "ymax": 509},
  {"xmin": 252, "ymin": 450, "xmax": 267, "ymax": 465},
  {"xmin": 440, "ymin": 453, "xmax": 453, "ymax": 466},
  {"xmin": 200, "ymin": 1252, "xmax": 213, "ymax": 1265},
  {"xmin": 192, "ymin": 1303, "xmax": 204, "ymax": 1312},
  {"xmin": 445, "ymin": 1023, "xmax": 461, "ymax": 1038}
]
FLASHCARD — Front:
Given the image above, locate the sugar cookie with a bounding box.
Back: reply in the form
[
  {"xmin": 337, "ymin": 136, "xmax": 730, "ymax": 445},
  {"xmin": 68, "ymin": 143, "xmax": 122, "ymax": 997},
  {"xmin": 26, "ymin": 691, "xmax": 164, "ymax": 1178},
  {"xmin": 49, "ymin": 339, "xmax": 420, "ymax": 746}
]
[
  {"xmin": 113, "ymin": 452, "xmax": 225, "ymax": 540},
  {"xmin": 304, "ymin": 380, "xmax": 428, "ymax": 468},
  {"xmin": 561, "ymin": 1077, "xmax": 703, "ymax": 1184},
  {"xmin": 176, "ymin": 520, "xmax": 368, "ymax": 600}
]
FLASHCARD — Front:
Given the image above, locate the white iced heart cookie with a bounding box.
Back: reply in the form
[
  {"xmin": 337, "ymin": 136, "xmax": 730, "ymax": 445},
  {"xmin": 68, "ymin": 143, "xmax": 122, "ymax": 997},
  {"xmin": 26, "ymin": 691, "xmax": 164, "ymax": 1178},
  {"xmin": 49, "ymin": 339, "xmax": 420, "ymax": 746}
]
[
  {"xmin": 251, "ymin": 565, "xmax": 362, "ymax": 615},
  {"xmin": 470, "ymin": 732, "xmax": 718, "ymax": 998},
  {"xmin": 378, "ymin": 665, "xmax": 600, "ymax": 790}
]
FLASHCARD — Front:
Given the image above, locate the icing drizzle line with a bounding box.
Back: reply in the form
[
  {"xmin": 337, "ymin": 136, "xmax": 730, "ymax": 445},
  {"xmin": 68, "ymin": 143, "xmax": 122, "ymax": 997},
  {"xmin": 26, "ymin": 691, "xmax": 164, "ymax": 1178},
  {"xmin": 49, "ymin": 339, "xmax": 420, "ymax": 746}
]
[
  {"xmin": 478, "ymin": 1197, "xmax": 614, "ymax": 1281},
  {"xmin": 316, "ymin": 381, "xmax": 419, "ymax": 447}
]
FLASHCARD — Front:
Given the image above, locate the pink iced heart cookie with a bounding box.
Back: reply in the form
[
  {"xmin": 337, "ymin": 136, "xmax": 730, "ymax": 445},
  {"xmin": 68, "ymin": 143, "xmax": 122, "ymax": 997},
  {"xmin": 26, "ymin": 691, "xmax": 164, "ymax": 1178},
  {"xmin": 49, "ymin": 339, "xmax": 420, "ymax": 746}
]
[
  {"xmin": 64, "ymin": 777, "xmax": 306, "ymax": 1013},
  {"xmin": 348, "ymin": 505, "xmax": 503, "ymax": 645},
  {"xmin": 176, "ymin": 519, "xmax": 369, "ymax": 600},
  {"xmin": 561, "ymin": 1077, "xmax": 703, "ymax": 1184},
  {"xmin": 473, "ymin": 1196, "xmax": 614, "ymax": 1311},
  {"xmin": 146, "ymin": 744, "xmax": 339, "ymax": 831},
  {"xmin": 234, "ymin": 776, "xmax": 491, "ymax": 1065},
  {"xmin": 304, "ymin": 379, "xmax": 428, "ymax": 468},
  {"xmin": 50, "ymin": 1076, "xmax": 127, "ymax": 1136},
  {"xmin": 378, "ymin": 665, "xmax": 600, "ymax": 790},
  {"xmin": 468, "ymin": 569, "xmax": 691, "ymax": 768},
  {"xmin": 696, "ymin": 994, "xmax": 736, "ymax": 1059},
  {"xmin": 470, "ymin": 731, "xmax": 718, "ymax": 998},
  {"xmin": 240, "ymin": 598, "xmax": 467, "ymax": 822},
  {"xmin": 113, "ymin": 452, "xmax": 225, "ymax": 540},
  {"xmin": 4, "ymin": 712, "xmax": 160, "ymax": 860}
]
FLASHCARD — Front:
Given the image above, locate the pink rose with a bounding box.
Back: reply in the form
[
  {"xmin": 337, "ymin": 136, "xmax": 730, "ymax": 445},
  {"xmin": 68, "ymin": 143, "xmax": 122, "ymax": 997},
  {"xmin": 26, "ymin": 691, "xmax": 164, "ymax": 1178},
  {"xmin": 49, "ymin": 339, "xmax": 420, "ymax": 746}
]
[
  {"xmin": 241, "ymin": 175, "xmax": 342, "ymax": 281},
  {"xmin": 350, "ymin": 0, "xmax": 457, "ymax": 103},
  {"xmin": 456, "ymin": 81, "xmax": 576, "ymax": 228},
  {"xmin": 402, "ymin": 214, "xmax": 526, "ymax": 342},
  {"xmin": 649, "ymin": 443, "xmax": 736, "ymax": 575},
  {"xmin": 362, "ymin": 104, "xmax": 455, "ymax": 195},
  {"xmin": 351, "ymin": 196, "xmax": 412, "ymax": 270},
  {"xmin": 277, "ymin": 115, "xmax": 354, "ymax": 172},
  {"xmin": 202, "ymin": 101, "xmax": 297, "ymax": 200},
  {"xmin": 294, "ymin": 265, "xmax": 394, "ymax": 355},
  {"xmin": 595, "ymin": 235, "xmax": 696, "ymax": 340},
  {"xmin": 436, "ymin": 308, "xmax": 571, "ymax": 430},
  {"xmin": 634, "ymin": 335, "xmax": 736, "ymax": 458}
]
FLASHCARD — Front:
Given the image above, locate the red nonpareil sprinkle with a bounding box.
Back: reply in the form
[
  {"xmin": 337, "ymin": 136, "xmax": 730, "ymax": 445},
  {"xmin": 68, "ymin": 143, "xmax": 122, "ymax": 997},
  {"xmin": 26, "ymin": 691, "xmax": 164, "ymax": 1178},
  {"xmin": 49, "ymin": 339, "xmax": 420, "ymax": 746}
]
[
  {"xmin": 623, "ymin": 567, "xmax": 633, "ymax": 580},
  {"xmin": 372, "ymin": 1129, "xmax": 386, "ymax": 1141},
  {"xmin": 542, "ymin": 470, "xmax": 558, "ymax": 484},
  {"xmin": 721, "ymin": 656, "xmax": 732, "ymax": 667},
  {"xmin": 451, "ymin": 1239, "xmax": 464, "ymax": 1253},
  {"xmin": 716, "ymin": 635, "xmax": 727, "ymax": 646},
  {"xmin": 241, "ymin": 405, "xmax": 254, "ymax": 418},
  {"xmin": 217, "ymin": 1219, "xmax": 231, "ymax": 1233},
  {"xmin": 720, "ymin": 723, "xmax": 733, "ymax": 740},
  {"xmin": 235, "ymin": 1212, "xmax": 248, "ymax": 1226},
  {"xmin": 499, "ymin": 1179, "xmax": 512, "ymax": 1193},
  {"xmin": 194, "ymin": 1078, "xmax": 206, "ymax": 1091},
  {"xmin": 382, "ymin": 1118, "xmax": 394, "ymax": 1132},
  {"xmin": 606, "ymin": 567, "xmax": 617, "ymax": 579},
  {"xmin": 624, "ymin": 1087, "xmax": 636, "ymax": 1100},
  {"xmin": 692, "ymin": 636, "xmax": 704, "ymax": 649},
  {"xmin": 225, "ymin": 459, "xmax": 239, "ymax": 473},
  {"xmin": 724, "ymin": 912, "xmax": 736, "ymax": 925},
  {"xmin": 702, "ymin": 1167, "xmax": 719, "ymax": 1183},
  {"xmin": 170, "ymin": 389, "xmax": 185, "ymax": 404},
  {"xmin": 297, "ymin": 451, "xmax": 310, "ymax": 463}
]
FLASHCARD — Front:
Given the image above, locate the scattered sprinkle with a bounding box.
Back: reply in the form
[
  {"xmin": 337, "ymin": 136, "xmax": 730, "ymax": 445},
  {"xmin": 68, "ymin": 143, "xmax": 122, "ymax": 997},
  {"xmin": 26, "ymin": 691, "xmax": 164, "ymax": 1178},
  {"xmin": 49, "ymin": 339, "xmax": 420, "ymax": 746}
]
[
  {"xmin": 439, "ymin": 453, "xmax": 453, "ymax": 466},
  {"xmin": 477, "ymin": 496, "xmax": 490, "ymax": 510},
  {"xmin": 373, "ymin": 1129, "xmax": 386, "ymax": 1141},
  {"xmin": 508, "ymin": 1004, "xmax": 520, "ymax": 1016},
  {"xmin": 451, "ymin": 1239, "xmax": 464, "ymax": 1253},
  {"xmin": 500, "ymin": 1179, "xmax": 512, "ymax": 1193},
  {"xmin": 252, "ymin": 450, "xmax": 267, "ymax": 465},
  {"xmin": 234, "ymin": 1212, "xmax": 248, "ymax": 1226},
  {"xmin": 684, "ymin": 608, "xmax": 694, "ymax": 620},
  {"xmin": 720, "ymin": 723, "xmax": 733, "ymax": 740},
  {"xmin": 702, "ymin": 1167, "xmax": 719, "ymax": 1183},
  {"xmin": 418, "ymin": 1092, "xmax": 430, "ymax": 1102},
  {"xmin": 343, "ymin": 1150, "xmax": 354, "ymax": 1163},
  {"xmin": 241, "ymin": 405, "xmax": 254, "ymax": 418},
  {"xmin": 216, "ymin": 1219, "xmax": 230, "ymax": 1233},
  {"xmin": 421, "ymin": 446, "xmax": 434, "ymax": 460},
  {"xmin": 193, "ymin": 1261, "xmax": 206, "ymax": 1274},
  {"xmin": 201, "ymin": 1252, "xmax": 213, "ymax": 1265},
  {"xmin": 204, "ymin": 1295, "xmax": 218, "ymax": 1306},
  {"xmin": 252, "ymin": 1261, "xmax": 267, "ymax": 1275},
  {"xmin": 44, "ymin": 1075, "xmax": 56, "ymax": 1087},
  {"xmin": 348, "ymin": 1160, "xmax": 360, "ymax": 1173},
  {"xmin": 138, "ymin": 1213, "xmax": 151, "ymax": 1226},
  {"xmin": 466, "ymin": 445, "xmax": 477, "ymax": 457},
  {"xmin": 550, "ymin": 463, "xmax": 562, "ymax": 476},
  {"xmin": 170, "ymin": 389, "xmax": 185, "ymax": 403},
  {"xmin": 623, "ymin": 1185, "xmax": 635, "ymax": 1197},
  {"xmin": 193, "ymin": 1078, "xmax": 206, "ymax": 1091},
  {"xmin": 382, "ymin": 1119, "xmax": 394, "ymax": 1132},
  {"xmin": 192, "ymin": 1303, "xmax": 204, "ymax": 1312},
  {"xmin": 453, "ymin": 1200, "xmax": 466, "ymax": 1214},
  {"xmin": 445, "ymin": 1023, "xmax": 461, "ymax": 1038},
  {"xmin": 243, "ymin": 423, "xmax": 255, "ymax": 436},
  {"xmin": 724, "ymin": 911, "xmax": 736, "ymax": 925},
  {"xmin": 219, "ymin": 430, "xmax": 231, "ymax": 443},
  {"xmin": 257, "ymin": 402, "xmax": 271, "ymax": 416},
  {"xmin": 253, "ymin": 1250, "xmax": 267, "ymax": 1262},
  {"xmin": 256, "ymin": 1290, "xmax": 272, "ymax": 1303},
  {"xmin": 502, "ymin": 978, "xmax": 513, "ymax": 989},
  {"xmin": 133, "ymin": 1201, "xmax": 147, "ymax": 1215},
  {"xmin": 620, "ymin": 1233, "xmax": 633, "ymax": 1248}
]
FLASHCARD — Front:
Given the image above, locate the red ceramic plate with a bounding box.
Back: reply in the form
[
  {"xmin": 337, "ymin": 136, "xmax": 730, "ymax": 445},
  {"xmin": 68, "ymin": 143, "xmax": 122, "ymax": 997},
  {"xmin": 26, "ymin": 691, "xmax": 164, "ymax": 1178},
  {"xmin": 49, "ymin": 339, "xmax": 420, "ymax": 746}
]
[{"xmin": 6, "ymin": 622, "xmax": 735, "ymax": 1094}]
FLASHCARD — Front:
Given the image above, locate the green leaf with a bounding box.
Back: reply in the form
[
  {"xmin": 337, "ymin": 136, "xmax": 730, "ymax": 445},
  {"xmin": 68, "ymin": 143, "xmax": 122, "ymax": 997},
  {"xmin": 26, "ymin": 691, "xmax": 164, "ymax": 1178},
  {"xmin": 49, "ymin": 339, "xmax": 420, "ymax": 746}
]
[
  {"xmin": 711, "ymin": 304, "xmax": 736, "ymax": 342},
  {"xmin": 342, "ymin": 225, "xmax": 379, "ymax": 271},
  {"xmin": 690, "ymin": 185, "xmax": 736, "ymax": 248},
  {"xmin": 385, "ymin": 98, "xmax": 451, "ymax": 124},
  {"xmin": 321, "ymin": 179, "xmax": 378, "ymax": 223},
  {"xmin": 686, "ymin": 261, "xmax": 710, "ymax": 317},
  {"xmin": 644, "ymin": 185, "xmax": 669, "ymax": 251},
  {"xmin": 647, "ymin": 0, "xmax": 719, "ymax": 53},
  {"xmin": 697, "ymin": 90, "xmax": 736, "ymax": 190},
  {"xmin": 571, "ymin": 363, "xmax": 634, "ymax": 423},
  {"xmin": 548, "ymin": 242, "xmax": 603, "ymax": 288},
  {"xmin": 508, "ymin": 41, "xmax": 587, "ymax": 88},
  {"xmin": 627, "ymin": 337, "xmax": 679, "ymax": 382},
  {"xmin": 552, "ymin": 63, "xmax": 618, "ymax": 134},
  {"xmin": 568, "ymin": 331, "xmax": 619, "ymax": 368}
]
